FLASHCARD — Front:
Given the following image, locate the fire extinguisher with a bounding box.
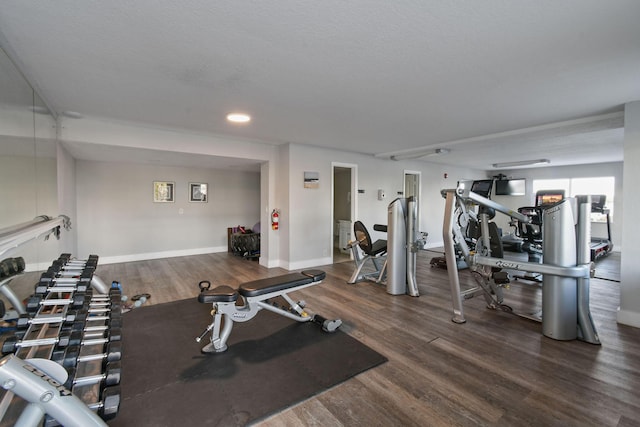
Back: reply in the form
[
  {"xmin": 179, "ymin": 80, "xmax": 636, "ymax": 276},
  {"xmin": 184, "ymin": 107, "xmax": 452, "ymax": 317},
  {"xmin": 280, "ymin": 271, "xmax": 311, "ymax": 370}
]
[{"xmin": 271, "ymin": 209, "xmax": 280, "ymax": 230}]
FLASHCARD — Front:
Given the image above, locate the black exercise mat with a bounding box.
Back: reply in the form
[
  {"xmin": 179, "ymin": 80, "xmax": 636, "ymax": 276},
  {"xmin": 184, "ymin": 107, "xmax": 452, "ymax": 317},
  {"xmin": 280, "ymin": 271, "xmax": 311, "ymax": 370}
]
[{"xmin": 109, "ymin": 298, "xmax": 387, "ymax": 426}]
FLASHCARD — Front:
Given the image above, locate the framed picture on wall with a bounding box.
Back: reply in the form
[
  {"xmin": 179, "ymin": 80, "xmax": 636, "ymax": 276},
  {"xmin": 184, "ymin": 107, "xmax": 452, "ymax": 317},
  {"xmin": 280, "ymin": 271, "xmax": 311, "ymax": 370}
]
[
  {"xmin": 153, "ymin": 181, "xmax": 175, "ymax": 203},
  {"xmin": 189, "ymin": 182, "xmax": 208, "ymax": 202},
  {"xmin": 304, "ymin": 171, "xmax": 319, "ymax": 189}
]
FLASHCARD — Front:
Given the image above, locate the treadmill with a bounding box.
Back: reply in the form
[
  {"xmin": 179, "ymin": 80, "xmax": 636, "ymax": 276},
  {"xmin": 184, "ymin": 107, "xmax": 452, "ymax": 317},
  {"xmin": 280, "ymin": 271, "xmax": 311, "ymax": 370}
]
[{"xmin": 590, "ymin": 195, "xmax": 613, "ymax": 261}]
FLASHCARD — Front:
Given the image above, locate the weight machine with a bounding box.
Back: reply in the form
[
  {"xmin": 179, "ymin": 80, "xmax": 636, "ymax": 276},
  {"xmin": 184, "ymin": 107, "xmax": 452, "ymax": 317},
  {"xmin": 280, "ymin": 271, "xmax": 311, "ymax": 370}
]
[
  {"xmin": 441, "ymin": 181, "xmax": 600, "ymax": 344},
  {"xmin": 386, "ymin": 196, "xmax": 427, "ymax": 296},
  {"xmin": 347, "ymin": 196, "xmax": 427, "ymax": 296}
]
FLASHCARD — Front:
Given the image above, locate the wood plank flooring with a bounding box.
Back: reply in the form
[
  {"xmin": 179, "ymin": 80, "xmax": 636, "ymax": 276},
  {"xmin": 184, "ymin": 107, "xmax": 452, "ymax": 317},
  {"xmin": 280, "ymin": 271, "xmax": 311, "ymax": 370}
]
[{"xmin": 6, "ymin": 251, "xmax": 637, "ymax": 426}]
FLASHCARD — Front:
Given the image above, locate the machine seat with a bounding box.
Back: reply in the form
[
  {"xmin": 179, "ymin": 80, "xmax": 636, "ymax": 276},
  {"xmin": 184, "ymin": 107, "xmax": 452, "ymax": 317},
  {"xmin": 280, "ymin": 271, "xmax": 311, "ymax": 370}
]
[
  {"xmin": 198, "ymin": 285, "xmax": 239, "ymax": 303},
  {"xmin": 370, "ymin": 239, "xmax": 387, "ymax": 256},
  {"xmin": 353, "ymin": 221, "xmax": 387, "ymax": 256},
  {"xmin": 239, "ymin": 270, "xmax": 325, "ymax": 297}
]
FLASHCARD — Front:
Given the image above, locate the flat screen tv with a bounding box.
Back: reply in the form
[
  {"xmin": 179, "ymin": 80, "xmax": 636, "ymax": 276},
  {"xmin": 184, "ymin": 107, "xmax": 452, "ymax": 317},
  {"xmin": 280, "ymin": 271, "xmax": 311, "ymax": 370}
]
[{"xmin": 495, "ymin": 179, "xmax": 525, "ymax": 196}]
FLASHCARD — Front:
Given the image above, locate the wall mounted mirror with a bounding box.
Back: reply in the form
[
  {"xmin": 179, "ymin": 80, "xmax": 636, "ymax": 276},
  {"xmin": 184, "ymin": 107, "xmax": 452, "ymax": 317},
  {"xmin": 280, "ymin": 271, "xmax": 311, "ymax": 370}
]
[{"xmin": 0, "ymin": 45, "xmax": 58, "ymax": 300}]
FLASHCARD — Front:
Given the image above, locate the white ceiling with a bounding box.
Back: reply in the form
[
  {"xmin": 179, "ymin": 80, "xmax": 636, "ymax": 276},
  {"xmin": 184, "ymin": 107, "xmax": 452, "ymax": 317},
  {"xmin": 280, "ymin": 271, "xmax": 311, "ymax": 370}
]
[{"xmin": 1, "ymin": 1, "xmax": 638, "ymax": 170}]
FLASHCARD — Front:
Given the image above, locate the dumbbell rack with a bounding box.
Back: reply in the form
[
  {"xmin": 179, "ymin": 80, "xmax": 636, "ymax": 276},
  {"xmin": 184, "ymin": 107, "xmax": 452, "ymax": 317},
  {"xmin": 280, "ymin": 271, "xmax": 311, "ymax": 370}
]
[{"xmin": 0, "ymin": 254, "xmax": 123, "ymax": 426}]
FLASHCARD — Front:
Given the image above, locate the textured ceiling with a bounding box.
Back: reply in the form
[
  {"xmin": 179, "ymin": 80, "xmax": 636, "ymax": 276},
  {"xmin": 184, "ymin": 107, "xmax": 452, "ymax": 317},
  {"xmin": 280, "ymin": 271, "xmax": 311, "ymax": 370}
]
[{"xmin": 1, "ymin": 1, "xmax": 638, "ymax": 170}]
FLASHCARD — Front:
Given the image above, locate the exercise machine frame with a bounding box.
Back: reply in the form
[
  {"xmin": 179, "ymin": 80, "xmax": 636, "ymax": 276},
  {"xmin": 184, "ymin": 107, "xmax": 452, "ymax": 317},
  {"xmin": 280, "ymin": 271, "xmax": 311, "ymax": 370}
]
[
  {"xmin": 0, "ymin": 355, "xmax": 108, "ymax": 427},
  {"xmin": 387, "ymin": 196, "xmax": 426, "ymax": 296},
  {"xmin": 346, "ymin": 222, "xmax": 388, "ymax": 285},
  {"xmin": 442, "ymin": 183, "xmax": 600, "ymax": 344},
  {"xmin": 347, "ymin": 196, "xmax": 427, "ymax": 296}
]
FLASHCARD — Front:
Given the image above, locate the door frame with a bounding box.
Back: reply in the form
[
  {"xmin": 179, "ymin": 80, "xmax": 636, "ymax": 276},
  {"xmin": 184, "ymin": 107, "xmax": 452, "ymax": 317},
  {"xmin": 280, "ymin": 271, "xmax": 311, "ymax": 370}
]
[
  {"xmin": 404, "ymin": 169, "xmax": 422, "ymax": 227},
  {"xmin": 331, "ymin": 162, "xmax": 358, "ymax": 259}
]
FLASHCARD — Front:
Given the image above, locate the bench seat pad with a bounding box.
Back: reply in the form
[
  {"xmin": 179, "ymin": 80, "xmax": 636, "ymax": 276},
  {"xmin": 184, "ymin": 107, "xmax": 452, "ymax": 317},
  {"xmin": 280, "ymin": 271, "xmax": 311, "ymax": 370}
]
[
  {"xmin": 198, "ymin": 285, "xmax": 239, "ymax": 303},
  {"xmin": 240, "ymin": 270, "xmax": 326, "ymax": 297}
]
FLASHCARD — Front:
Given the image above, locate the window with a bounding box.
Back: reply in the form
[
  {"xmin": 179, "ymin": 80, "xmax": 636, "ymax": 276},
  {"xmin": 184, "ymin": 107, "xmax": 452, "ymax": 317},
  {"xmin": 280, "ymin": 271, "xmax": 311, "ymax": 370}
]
[
  {"xmin": 533, "ymin": 177, "xmax": 614, "ymax": 222},
  {"xmin": 532, "ymin": 179, "xmax": 570, "ymax": 196}
]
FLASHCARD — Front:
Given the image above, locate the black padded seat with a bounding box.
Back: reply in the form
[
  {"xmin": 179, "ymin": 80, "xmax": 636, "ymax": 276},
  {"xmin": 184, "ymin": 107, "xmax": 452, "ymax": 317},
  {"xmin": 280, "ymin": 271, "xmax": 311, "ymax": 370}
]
[
  {"xmin": 239, "ymin": 273, "xmax": 315, "ymax": 297},
  {"xmin": 353, "ymin": 221, "xmax": 387, "ymax": 256},
  {"xmin": 487, "ymin": 222, "xmax": 504, "ymax": 259},
  {"xmin": 370, "ymin": 240, "xmax": 387, "ymax": 256},
  {"xmin": 198, "ymin": 285, "xmax": 239, "ymax": 304}
]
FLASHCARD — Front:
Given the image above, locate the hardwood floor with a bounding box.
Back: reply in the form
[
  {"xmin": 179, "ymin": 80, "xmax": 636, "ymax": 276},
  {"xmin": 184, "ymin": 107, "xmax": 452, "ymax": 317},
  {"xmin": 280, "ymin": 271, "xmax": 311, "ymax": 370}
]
[{"xmin": 87, "ymin": 250, "xmax": 640, "ymax": 426}]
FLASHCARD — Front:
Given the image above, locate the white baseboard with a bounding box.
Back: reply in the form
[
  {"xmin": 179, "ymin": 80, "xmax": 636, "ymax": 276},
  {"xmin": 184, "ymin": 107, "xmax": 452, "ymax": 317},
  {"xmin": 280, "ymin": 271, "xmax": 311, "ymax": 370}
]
[
  {"xmin": 285, "ymin": 256, "xmax": 334, "ymax": 271},
  {"xmin": 617, "ymin": 307, "xmax": 640, "ymax": 328},
  {"xmin": 261, "ymin": 258, "xmax": 281, "ymax": 269},
  {"xmin": 98, "ymin": 246, "xmax": 227, "ymax": 265},
  {"xmin": 424, "ymin": 241, "xmax": 444, "ymax": 250}
]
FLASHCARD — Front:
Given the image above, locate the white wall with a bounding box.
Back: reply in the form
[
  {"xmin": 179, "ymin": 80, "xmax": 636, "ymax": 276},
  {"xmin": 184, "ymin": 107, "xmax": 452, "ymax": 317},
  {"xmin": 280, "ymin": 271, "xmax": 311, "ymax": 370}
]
[
  {"xmin": 56, "ymin": 141, "xmax": 78, "ymax": 256},
  {"xmin": 275, "ymin": 144, "xmax": 290, "ymax": 268},
  {"xmin": 60, "ymin": 117, "xmax": 487, "ymax": 269},
  {"xmin": 259, "ymin": 157, "xmax": 279, "ymax": 268},
  {"xmin": 33, "ymin": 153, "xmax": 62, "ymax": 265},
  {"xmin": 619, "ymin": 102, "xmax": 640, "ymax": 327},
  {"xmin": 75, "ymin": 160, "xmax": 260, "ymax": 263},
  {"xmin": 283, "ymin": 143, "xmax": 486, "ymax": 269},
  {"xmin": 0, "ymin": 154, "xmax": 39, "ymax": 225},
  {"xmin": 62, "ymin": 116, "xmax": 281, "ymax": 265}
]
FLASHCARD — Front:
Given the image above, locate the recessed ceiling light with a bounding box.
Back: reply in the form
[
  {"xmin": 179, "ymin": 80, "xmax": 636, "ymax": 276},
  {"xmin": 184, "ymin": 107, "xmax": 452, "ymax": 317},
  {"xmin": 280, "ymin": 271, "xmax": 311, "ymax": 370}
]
[{"xmin": 226, "ymin": 113, "xmax": 251, "ymax": 123}]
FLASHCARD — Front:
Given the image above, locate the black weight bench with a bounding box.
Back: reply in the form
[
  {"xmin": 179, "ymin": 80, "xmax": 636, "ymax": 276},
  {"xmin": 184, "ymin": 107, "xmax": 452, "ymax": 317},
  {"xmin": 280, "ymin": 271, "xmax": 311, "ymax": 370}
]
[{"xmin": 196, "ymin": 270, "xmax": 342, "ymax": 353}]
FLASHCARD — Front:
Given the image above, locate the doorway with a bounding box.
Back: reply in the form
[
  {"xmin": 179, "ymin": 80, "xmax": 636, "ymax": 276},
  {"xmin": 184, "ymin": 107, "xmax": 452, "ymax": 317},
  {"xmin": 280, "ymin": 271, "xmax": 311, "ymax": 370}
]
[{"xmin": 332, "ymin": 163, "xmax": 357, "ymax": 263}]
